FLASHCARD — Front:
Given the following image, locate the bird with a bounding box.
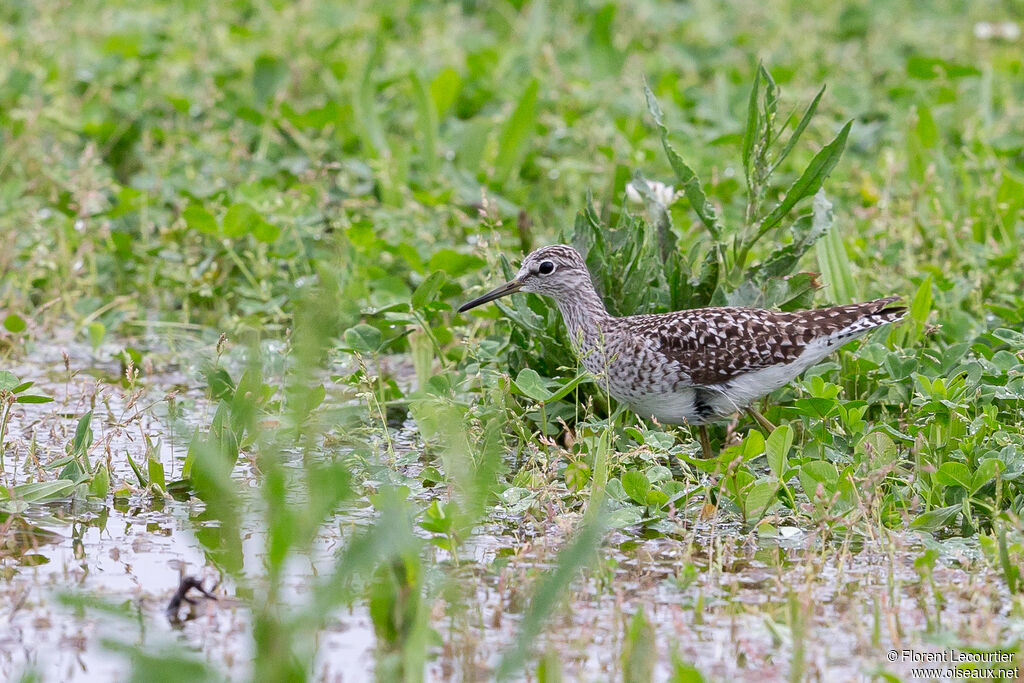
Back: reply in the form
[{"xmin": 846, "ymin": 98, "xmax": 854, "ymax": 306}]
[{"xmin": 458, "ymin": 244, "xmax": 906, "ymax": 458}]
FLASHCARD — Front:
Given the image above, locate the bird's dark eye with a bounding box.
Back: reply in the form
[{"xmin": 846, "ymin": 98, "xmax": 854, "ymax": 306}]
[{"xmin": 538, "ymin": 260, "xmax": 555, "ymax": 275}]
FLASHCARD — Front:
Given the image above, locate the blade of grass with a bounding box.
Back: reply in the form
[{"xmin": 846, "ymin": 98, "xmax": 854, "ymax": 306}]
[
  {"xmin": 814, "ymin": 193, "xmax": 857, "ymax": 303},
  {"xmin": 492, "ymin": 79, "xmax": 539, "ymax": 185}
]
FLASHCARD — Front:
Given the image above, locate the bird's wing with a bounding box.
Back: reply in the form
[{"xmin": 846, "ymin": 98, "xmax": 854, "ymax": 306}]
[{"xmin": 627, "ymin": 298, "xmax": 904, "ymax": 385}]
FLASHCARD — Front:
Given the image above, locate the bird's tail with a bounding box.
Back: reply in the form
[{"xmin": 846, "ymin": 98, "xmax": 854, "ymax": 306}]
[{"xmin": 858, "ymin": 296, "xmax": 907, "ymax": 326}]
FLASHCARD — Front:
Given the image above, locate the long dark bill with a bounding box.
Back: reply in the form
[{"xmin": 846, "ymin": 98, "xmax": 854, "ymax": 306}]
[{"xmin": 457, "ymin": 279, "xmax": 523, "ymax": 313}]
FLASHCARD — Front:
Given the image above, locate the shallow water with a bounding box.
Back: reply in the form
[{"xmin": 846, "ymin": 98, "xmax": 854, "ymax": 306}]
[{"xmin": 1, "ymin": 332, "xmax": 1020, "ymax": 681}]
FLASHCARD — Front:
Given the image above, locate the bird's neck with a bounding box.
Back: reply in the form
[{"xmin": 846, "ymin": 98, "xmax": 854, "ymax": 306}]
[{"xmin": 553, "ymin": 282, "xmax": 612, "ymax": 367}]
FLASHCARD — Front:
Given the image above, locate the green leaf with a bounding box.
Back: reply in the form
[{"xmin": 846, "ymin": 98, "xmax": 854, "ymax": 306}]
[
  {"xmin": 16, "ymin": 394, "xmax": 53, "ymax": 404},
  {"xmin": 741, "ymin": 66, "xmax": 763, "ymax": 185},
  {"xmin": 356, "ymin": 41, "xmax": 387, "ymax": 157},
  {"xmin": 252, "ymin": 54, "xmax": 289, "ymax": 104},
  {"xmin": 90, "ymin": 464, "xmax": 110, "ymax": 498},
  {"xmin": 126, "ymin": 451, "xmax": 148, "ymax": 487},
  {"xmin": 742, "ymin": 429, "xmax": 765, "ymax": 460},
  {"xmin": 815, "ymin": 193, "xmax": 856, "ymax": 304},
  {"xmin": 621, "ymin": 469, "xmax": 650, "ymax": 506},
  {"xmin": 148, "ymin": 454, "xmax": 166, "ymax": 490},
  {"xmin": 799, "ymin": 461, "xmax": 839, "ymax": 498},
  {"xmin": 745, "ymin": 479, "xmax": 779, "ymax": 519},
  {"xmin": 343, "ymin": 324, "xmax": 383, "ymax": 354},
  {"xmin": 250, "ymin": 218, "xmax": 280, "ymax": 243},
  {"xmin": 759, "ymin": 120, "xmax": 852, "ymax": 234},
  {"xmin": 512, "ymin": 368, "xmax": 552, "ymax": 402},
  {"xmin": 72, "ymin": 412, "xmax": 93, "ymax": 456},
  {"xmin": 992, "ymin": 328, "xmax": 1024, "ymax": 347},
  {"xmin": 492, "ymin": 79, "xmax": 538, "ymax": 184},
  {"xmin": 643, "ymin": 82, "xmax": 721, "ymax": 239},
  {"xmin": 428, "ymin": 249, "xmax": 485, "ymax": 277},
  {"xmin": 910, "ymin": 504, "xmax": 961, "ymax": 532},
  {"xmin": 0, "ymin": 371, "xmax": 18, "ymax": 391},
  {"xmin": 183, "ymin": 204, "xmax": 218, "ymax": 235},
  {"xmin": 545, "ymin": 372, "xmax": 592, "ymax": 403},
  {"xmin": 410, "ymin": 71, "xmax": 439, "ymax": 176},
  {"xmin": 87, "ymin": 321, "xmax": 106, "ymax": 351},
  {"xmin": 621, "ymin": 608, "xmax": 655, "ymax": 683},
  {"xmin": 765, "ymin": 425, "xmax": 794, "ymax": 478},
  {"xmin": 906, "ymin": 276, "xmax": 933, "ymax": 345},
  {"xmin": 3, "ymin": 313, "xmax": 27, "ymax": 333},
  {"xmin": 773, "ymin": 85, "xmax": 826, "ymax": 170},
  {"xmin": 972, "ymin": 458, "xmax": 1003, "ymax": 494},
  {"xmin": 11, "ymin": 480, "xmax": 75, "ymax": 502},
  {"xmin": 223, "ymin": 203, "xmax": 260, "ymax": 238},
  {"xmin": 411, "ymin": 271, "xmax": 446, "ymax": 310},
  {"xmin": 429, "ymin": 67, "xmax": 461, "ymax": 118},
  {"xmin": 935, "ymin": 461, "xmax": 973, "ymax": 490}
]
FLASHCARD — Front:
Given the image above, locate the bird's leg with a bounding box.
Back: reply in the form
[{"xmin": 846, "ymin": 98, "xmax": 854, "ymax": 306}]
[
  {"xmin": 698, "ymin": 425, "xmax": 713, "ymax": 459},
  {"xmin": 746, "ymin": 407, "xmax": 776, "ymax": 433}
]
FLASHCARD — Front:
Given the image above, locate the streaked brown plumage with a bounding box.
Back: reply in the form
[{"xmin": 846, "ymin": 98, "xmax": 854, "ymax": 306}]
[{"xmin": 459, "ymin": 245, "xmax": 905, "ymax": 454}]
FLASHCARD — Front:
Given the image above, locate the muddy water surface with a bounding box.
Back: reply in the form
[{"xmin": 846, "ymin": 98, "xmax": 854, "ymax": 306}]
[{"xmin": 1, "ymin": 334, "xmax": 1019, "ymax": 682}]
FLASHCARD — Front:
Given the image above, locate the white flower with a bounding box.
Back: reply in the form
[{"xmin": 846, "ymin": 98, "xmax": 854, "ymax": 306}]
[
  {"xmin": 974, "ymin": 21, "xmax": 1020, "ymax": 41},
  {"xmin": 626, "ymin": 180, "xmax": 680, "ymax": 207}
]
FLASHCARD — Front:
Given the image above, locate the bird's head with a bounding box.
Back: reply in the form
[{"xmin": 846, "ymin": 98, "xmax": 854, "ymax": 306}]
[{"xmin": 458, "ymin": 244, "xmax": 592, "ymax": 312}]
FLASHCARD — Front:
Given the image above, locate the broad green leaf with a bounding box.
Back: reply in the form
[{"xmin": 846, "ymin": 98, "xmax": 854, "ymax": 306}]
[
  {"xmin": 343, "ymin": 324, "xmax": 383, "ymax": 354},
  {"xmin": 760, "ymin": 120, "xmax": 852, "ymax": 234},
  {"xmin": 429, "ymin": 67, "xmax": 461, "ymax": 117},
  {"xmin": 992, "ymin": 328, "xmax": 1024, "ymax": 347},
  {"xmin": 742, "ymin": 429, "xmax": 765, "ymax": 460},
  {"xmin": 0, "ymin": 371, "xmax": 18, "ymax": 391},
  {"xmin": 492, "ymin": 79, "xmax": 538, "ymax": 184},
  {"xmin": 745, "ymin": 479, "xmax": 779, "ymax": 519},
  {"xmin": 3, "ymin": 313, "xmax": 27, "ymax": 333},
  {"xmin": 223, "ymin": 203, "xmax": 259, "ymax": 238},
  {"xmin": 88, "ymin": 322, "xmax": 106, "ymax": 351},
  {"xmin": 252, "ymin": 54, "xmax": 289, "ymax": 104},
  {"xmin": 910, "ymin": 504, "xmax": 961, "ymax": 532},
  {"xmin": 935, "ymin": 461, "xmax": 972, "ymax": 490},
  {"xmin": 621, "ymin": 469, "xmax": 650, "ymax": 506},
  {"xmin": 972, "ymin": 458, "xmax": 1004, "ymax": 493},
  {"xmin": 765, "ymin": 425, "xmax": 793, "ymax": 478},
  {"xmin": 72, "ymin": 411, "xmax": 93, "ymax": 456},
  {"xmin": 250, "ymin": 218, "xmax": 280, "ymax": 243},
  {"xmin": 12, "ymin": 480, "xmax": 76, "ymax": 502},
  {"xmin": 148, "ymin": 454, "xmax": 166, "ymax": 490},
  {"xmin": 183, "ymin": 204, "xmax": 218, "ymax": 234},
  {"xmin": 815, "ymin": 198, "xmax": 856, "ymax": 303},
  {"xmin": 906, "ymin": 276, "xmax": 932, "ymax": 345},
  {"xmin": 90, "ymin": 464, "xmax": 110, "ymax": 498},
  {"xmin": 513, "ymin": 368, "xmax": 552, "ymax": 402},
  {"xmin": 799, "ymin": 460, "xmax": 839, "ymax": 498}
]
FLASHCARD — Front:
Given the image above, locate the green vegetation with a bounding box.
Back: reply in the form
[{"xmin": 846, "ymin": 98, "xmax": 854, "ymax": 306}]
[{"xmin": 2, "ymin": 0, "xmax": 1024, "ymax": 681}]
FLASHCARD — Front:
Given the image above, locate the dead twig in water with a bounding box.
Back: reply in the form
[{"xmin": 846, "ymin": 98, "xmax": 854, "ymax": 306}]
[{"xmin": 166, "ymin": 576, "xmax": 217, "ymax": 621}]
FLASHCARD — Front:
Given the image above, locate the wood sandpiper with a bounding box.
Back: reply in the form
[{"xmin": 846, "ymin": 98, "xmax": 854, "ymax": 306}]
[{"xmin": 459, "ymin": 244, "xmax": 906, "ymax": 458}]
